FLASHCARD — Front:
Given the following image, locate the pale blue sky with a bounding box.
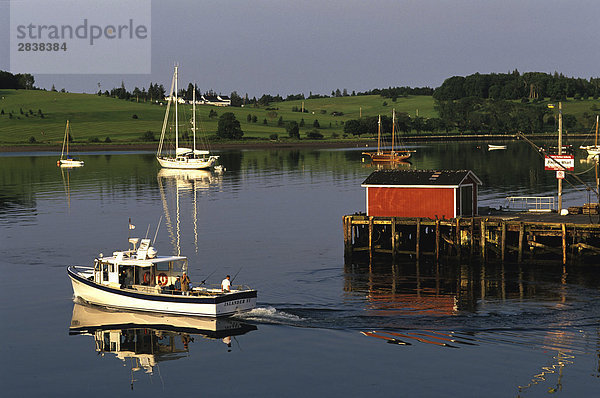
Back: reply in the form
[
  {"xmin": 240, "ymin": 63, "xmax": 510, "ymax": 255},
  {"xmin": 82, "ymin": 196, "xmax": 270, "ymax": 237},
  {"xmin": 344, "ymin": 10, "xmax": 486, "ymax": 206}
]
[{"xmin": 1, "ymin": 0, "xmax": 599, "ymax": 97}]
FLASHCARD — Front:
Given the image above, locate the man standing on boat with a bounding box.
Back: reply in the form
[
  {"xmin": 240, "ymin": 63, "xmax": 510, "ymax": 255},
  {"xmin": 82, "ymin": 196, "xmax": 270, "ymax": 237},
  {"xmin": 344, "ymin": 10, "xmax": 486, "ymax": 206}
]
[
  {"xmin": 181, "ymin": 272, "xmax": 191, "ymax": 295},
  {"xmin": 221, "ymin": 275, "xmax": 231, "ymax": 292}
]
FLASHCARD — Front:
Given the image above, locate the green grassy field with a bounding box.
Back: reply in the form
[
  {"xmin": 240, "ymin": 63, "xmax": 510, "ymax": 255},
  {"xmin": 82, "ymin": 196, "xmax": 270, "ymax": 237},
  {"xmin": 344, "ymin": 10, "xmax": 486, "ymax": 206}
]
[
  {"xmin": 0, "ymin": 89, "xmax": 598, "ymax": 146},
  {"xmin": 0, "ymin": 89, "xmax": 436, "ymax": 145}
]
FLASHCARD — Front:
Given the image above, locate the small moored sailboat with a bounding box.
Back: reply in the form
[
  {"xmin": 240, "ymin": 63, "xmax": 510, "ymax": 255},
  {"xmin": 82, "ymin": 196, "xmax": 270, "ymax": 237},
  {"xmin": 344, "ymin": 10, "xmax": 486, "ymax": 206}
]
[
  {"xmin": 57, "ymin": 120, "xmax": 84, "ymax": 167},
  {"xmin": 67, "ymin": 234, "xmax": 256, "ymax": 317}
]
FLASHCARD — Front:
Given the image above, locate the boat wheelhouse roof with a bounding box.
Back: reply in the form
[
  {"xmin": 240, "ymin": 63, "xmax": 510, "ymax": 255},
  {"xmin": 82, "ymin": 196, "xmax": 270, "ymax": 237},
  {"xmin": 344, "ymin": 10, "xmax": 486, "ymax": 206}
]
[{"xmin": 101, "ymin": 254, "xmax": 187, "ymax": 267}]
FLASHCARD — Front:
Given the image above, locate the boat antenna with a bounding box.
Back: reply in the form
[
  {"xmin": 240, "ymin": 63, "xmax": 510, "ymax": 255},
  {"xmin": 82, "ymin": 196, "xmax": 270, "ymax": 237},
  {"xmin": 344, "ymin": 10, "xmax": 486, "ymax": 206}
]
[
  {"xmin": 200, "ymin": 268, "xmax": 217, "ymax": 285},
  {"xmin": 145, "ymin": 224, "xmax": 150, "ymax": 239},
  {"xmin": 152, "ymin": 216, "xmax": 163, "ymax": 245},
  {"xmin": 231, "ymin": 266, "xmax": 243, "ymax": 283}
]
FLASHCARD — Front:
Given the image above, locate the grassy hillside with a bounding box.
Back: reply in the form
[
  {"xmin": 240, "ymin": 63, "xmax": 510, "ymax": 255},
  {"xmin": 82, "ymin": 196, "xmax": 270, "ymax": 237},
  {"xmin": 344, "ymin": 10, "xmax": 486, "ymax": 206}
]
[
  {"xmin": 1, "ymin": 89, "xmax": 599, "ymax": 146},
  {"xmin": 0, "ymin": 89, "xmax": 435, "ymax": 145}
]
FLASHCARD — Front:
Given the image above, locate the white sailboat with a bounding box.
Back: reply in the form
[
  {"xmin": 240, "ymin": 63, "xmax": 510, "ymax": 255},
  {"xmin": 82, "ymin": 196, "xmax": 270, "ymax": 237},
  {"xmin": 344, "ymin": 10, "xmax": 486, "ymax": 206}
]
[
  {"xmin": 580, "ymin": 115, "xmax": 600, "ymax": 157},
  {"xmin": 57, "ymin": 120, "xmax": 84, "ymax": 167},
  {"xmin": 157, "ymin": 65, "xmax": 219, "ymax": 170}
]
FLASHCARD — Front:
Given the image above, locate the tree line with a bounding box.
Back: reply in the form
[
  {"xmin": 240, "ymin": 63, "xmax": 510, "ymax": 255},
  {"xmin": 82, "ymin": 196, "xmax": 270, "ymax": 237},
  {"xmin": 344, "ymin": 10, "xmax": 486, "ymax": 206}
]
[
  {"xmin": 0, "ymin": 71, "xmax": 35, "ymax": 90},
  {"xmin": 433, "ymin": 70, "xmax": 600, "ymax": 101}
]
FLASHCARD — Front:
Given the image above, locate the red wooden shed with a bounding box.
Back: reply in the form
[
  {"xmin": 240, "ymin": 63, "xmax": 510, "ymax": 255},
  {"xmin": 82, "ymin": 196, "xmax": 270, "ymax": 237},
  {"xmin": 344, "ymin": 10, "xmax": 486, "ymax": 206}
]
[{"xmin": 361, "ymin": 170, "xmax": 482, "ymax": 219}]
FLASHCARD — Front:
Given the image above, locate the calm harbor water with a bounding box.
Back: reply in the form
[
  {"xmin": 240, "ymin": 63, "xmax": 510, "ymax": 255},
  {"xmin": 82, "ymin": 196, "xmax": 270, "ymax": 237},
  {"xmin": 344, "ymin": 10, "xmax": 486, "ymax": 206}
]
[{"xmin": 1, "ymin": 141, "xmax": 600, "ymax": 397}]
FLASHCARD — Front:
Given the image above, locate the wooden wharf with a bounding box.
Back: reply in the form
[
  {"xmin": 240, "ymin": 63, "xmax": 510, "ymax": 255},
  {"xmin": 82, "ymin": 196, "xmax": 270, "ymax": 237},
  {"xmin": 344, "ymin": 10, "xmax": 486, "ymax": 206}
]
[{"xmin": 343, "ymin": 210, "xmax": 600, "ymax": 265}]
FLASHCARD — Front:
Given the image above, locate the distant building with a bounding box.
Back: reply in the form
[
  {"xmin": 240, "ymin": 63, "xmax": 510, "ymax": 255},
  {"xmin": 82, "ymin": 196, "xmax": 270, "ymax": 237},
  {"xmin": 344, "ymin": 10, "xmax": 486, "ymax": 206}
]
[
  {"xmin": 164, "ymin": 95, "xmax": 187, "ymax": 104},
  {"xmin": 361, "ymin": 170, "xmax": 482, "ymax": 219},
  {"xmin": 200, "ymin": 95, "xmax": 231, "ymax": 107}
]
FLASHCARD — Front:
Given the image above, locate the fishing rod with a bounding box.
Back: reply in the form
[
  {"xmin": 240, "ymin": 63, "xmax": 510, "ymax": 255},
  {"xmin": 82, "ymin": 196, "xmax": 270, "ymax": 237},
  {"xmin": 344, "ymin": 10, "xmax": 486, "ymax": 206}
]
[
  {"xmin": 199, "ymin": 269, "xmax": 217, "ymax": 285},
  {"xmin": 231, "ymin": 266, "xmax": 243, "ymax": 283}
]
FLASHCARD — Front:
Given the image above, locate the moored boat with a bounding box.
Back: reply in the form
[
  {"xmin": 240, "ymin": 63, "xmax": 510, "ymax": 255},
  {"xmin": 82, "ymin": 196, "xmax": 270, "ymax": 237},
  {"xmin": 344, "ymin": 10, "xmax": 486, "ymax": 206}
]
[
  {"xmin": 57, "ymin": 120, "xmax": 84, "ymax": 167},
  {"xmin": 362, "ymin": 110, "xmax": 415, "ymax": 163},
  {"xmin": 487, "ymin": 144, "xmax": 507, "ymax": 150},
  {"xmin": 156, "ymin": 65, "xmax": 219, "ymax": 170},
  {"xmin": 67, "ymin": 236, "xmax": 256, "ymax": 317}
]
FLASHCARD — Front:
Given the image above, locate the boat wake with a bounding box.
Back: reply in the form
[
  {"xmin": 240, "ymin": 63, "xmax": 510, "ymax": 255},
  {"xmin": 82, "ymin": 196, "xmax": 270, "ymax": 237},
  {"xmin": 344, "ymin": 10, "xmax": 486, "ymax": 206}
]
[{"xmin": 234, "ymin": 306, "xmax": 305, "ymax": 325}]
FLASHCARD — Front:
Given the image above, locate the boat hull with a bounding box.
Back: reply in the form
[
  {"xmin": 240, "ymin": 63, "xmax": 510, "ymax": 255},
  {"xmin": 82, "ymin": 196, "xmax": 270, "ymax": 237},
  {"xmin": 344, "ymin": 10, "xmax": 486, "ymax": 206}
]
[
  {"xmin": 58, "ymin": 159, "xmax": 84, "ymax": 167},
  {"xmin": 68, "ymin": 266, "xmax": 256, "ymax": 317},
  {"xmin": 157, "ymin": 156, "xmax": 218, "ymax": 170},
  {"xmin": 363, "ymin": 152, "xmax": 412, "ymax": 162}
]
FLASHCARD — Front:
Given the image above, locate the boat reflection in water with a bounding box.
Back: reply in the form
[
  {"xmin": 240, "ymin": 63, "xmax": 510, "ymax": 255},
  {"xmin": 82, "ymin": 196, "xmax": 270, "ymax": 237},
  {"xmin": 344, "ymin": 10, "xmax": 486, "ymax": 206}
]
[{"xmin": 69, "ymin": 302, "xmax": 256, "ymax": 388}]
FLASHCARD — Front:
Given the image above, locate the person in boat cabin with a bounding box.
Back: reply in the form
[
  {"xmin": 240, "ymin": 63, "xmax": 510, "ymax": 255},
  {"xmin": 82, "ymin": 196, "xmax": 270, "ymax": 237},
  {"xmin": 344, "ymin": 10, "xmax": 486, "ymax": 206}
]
[
  {"xmin": 174, "ymin": 276, "xmax": 181, "ymax": 291},
  {"xmin": 181, "ymin": 272, "xmax": 191, "ymax": 295},
  {"xmin": 221, "ymin": 275, "xmax": 231, "ymax": 292}
]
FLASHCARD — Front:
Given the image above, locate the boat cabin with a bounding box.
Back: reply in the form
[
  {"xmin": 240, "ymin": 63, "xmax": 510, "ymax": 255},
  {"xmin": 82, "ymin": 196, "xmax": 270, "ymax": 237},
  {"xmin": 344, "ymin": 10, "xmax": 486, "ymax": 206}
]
[
  {"xmin": 361, "ymin": 169, "xmax": 482, "ymax": 219},
  {"xmin": 93, "ymin": 238, "xmax": 187, "ymax": 291}
]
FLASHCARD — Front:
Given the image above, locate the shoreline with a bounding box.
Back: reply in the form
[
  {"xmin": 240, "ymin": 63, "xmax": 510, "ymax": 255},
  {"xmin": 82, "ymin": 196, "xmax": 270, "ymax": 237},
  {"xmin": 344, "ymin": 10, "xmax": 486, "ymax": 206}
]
[{"xmin": 0, "ymin": 133, "xmax": 588, "ymax": 152}]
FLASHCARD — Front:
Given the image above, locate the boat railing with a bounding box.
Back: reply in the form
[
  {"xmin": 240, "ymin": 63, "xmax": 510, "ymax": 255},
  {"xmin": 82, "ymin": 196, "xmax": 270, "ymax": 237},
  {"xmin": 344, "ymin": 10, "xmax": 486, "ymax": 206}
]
[
  {"xmin": 127, "ymin": 284, "xmax": 253, "ymax": 296},
  {"xmin": 505, "ymin": 196, "xmax": 555, "ymax": 212}
]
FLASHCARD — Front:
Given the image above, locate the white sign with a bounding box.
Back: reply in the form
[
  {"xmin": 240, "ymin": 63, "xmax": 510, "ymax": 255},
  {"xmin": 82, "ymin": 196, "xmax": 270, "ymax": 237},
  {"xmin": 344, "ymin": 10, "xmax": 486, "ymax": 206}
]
[
  {"xmin": 545, "ymin": 155, "xmax": 574, "ymax": 171},
  {"xmin": 556, "ymin": 170, "xmax": 565, "ymax": 179}
]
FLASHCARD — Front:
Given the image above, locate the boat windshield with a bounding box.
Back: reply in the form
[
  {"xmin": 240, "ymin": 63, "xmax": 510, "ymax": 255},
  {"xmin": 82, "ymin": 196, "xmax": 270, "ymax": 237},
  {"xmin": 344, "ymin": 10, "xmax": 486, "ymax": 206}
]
[
  {"xmin": 156, "ymin": 258, "xmax": 187, "ymax": 272},
  {"xmin": 172, "ymin": 259, "xmax": 187, "ymax": 272}
]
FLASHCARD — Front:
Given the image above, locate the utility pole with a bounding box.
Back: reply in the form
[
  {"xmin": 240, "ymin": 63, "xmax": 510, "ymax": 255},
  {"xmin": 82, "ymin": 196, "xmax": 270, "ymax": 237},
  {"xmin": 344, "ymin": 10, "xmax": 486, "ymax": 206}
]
[{"xmin": 558, "ymin": 101, "xmax": 563, "ymax": 211}]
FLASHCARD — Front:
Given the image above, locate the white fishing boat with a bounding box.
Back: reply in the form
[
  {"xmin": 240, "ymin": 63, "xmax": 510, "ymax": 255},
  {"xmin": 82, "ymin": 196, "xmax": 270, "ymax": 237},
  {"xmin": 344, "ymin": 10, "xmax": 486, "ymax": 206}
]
[
  {"xmin": 157, "ymin": 65, "xmax": 219, "ymax": 170},
  {"xmin": 57, "ymin": 120, "xmax": 84, "ymax": 167},
  {"xmin": 580, "ymin": 115, "xmax": 600, "ymax": 156},
  {"xmin": 67, "ymin": 235, "xmax": 256, "ymax": 317},
  {"xmin": 487, "ymin": 144, "xmax": 507, "ymax": 150}
]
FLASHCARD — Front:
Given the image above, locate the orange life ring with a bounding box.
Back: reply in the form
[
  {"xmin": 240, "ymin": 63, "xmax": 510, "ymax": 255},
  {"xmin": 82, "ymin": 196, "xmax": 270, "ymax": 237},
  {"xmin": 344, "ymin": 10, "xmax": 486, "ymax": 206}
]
[
  {"xmin": 143, "ymin": 271, "xmax": 151, "ymax": 284},
  {"xmin": 158, "ymin": 273, "xmax": 168, "ymax": 286}
]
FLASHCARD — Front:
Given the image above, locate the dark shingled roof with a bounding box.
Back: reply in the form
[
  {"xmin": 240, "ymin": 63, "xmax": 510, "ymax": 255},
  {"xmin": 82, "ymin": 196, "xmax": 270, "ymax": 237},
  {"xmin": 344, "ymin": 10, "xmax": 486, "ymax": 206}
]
[{"xmin": 362, "ymin": 170, "xmax": 482, "ymax": 186}]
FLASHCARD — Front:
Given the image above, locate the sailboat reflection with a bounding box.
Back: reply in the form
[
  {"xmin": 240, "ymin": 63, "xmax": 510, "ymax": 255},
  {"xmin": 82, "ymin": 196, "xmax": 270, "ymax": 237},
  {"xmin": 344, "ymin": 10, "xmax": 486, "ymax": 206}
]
[
  {"xmin": 157, "ymin": 168, "xmax": 222, "ymax": 255},
  {"xmin": 69, "ymin": 302, "xmax": 256, "ymax": 387}
]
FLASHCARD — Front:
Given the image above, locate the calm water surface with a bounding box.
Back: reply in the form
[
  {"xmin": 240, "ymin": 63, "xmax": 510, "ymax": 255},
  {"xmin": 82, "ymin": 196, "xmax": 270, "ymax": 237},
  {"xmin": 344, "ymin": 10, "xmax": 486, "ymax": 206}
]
[{"xmin": 1, "ymin": 141, "xmax": 600, "ymax": 397}]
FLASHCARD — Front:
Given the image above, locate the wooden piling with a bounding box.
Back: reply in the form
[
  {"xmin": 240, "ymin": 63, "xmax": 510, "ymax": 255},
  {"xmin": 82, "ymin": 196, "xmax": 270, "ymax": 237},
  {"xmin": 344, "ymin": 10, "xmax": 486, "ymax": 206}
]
[
  {"xmin": 455, "ymin": 218, "xmax": 461, "ymax": 258},
  {"xmin": 480, "ymin": 220, "xmax": 486, "ymax": 261},
  {"xmin": 368, "ymin": 217, "xmax": 374, "ymax": 259},
  {"xmin": 435, "ymin": 219, "xmax": 440, "ymax": 261},
  {"xmin": 561, "ymin": 223, "xmax": 567, "ymax": 265},
  {"xmin": 518, "ymin": 222, "xmax": 524, "ymax": 263},
  {"xmin": 416, "ymin": 218, "xmax": 421, "ymax": 260},
  {"xmin": 391, "ymin": 218, "xmax": 397, "ymax": 260},
  {"xmin": 501, "ymin": 221, "xmax": 506, "ymax": 262}
]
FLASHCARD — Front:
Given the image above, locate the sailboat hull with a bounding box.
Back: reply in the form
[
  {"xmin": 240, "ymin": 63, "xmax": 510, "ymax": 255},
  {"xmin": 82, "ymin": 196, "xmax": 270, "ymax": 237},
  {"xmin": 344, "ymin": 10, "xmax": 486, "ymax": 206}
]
[
  {"xmin": 58, "ymin": 159, "xmax": 84, "ymax": 167},
  {"xmin": 157, "ymin": 156, "xmax": 219, "ymax": 170},
  {"xmin": 363, "ymin": 151, "xmax": 412, "ymax": 162}
]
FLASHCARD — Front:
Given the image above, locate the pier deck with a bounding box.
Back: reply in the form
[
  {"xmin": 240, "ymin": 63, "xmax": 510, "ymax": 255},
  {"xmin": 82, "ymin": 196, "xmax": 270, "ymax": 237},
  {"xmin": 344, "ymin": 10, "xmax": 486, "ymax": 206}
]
[{"xmin": 343, "ymin": 210, "xmax": 600, "ymax": 264}]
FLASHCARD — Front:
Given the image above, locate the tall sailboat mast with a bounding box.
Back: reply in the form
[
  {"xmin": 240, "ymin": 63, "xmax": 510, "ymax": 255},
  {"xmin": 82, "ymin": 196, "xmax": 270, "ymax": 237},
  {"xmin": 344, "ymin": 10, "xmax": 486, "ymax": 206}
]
[
  {"xmin": 174, "ymin": 65, "xmax": 179, "ymax": 152},
  {"xmin": 193, "ymin": 83, "xmax": 197, "ymax": 153},
  {"xmin": 391, "ymin": 109, "xmax": 395, "ymax": 155},
  {"xmin": 377, "ymin": 115, "xmax": 381, "ymax": 154}
]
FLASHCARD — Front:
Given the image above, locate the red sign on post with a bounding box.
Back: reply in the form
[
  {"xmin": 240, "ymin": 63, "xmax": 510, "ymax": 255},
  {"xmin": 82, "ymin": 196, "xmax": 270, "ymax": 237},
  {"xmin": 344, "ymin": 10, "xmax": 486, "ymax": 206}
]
[
  {"xmin": 544, "ymin": 155, "xmax": 574, "ymax": 171},
  {"xmin": 556, "ymin": 170, "xmax": 565, "ymax": 179}
]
